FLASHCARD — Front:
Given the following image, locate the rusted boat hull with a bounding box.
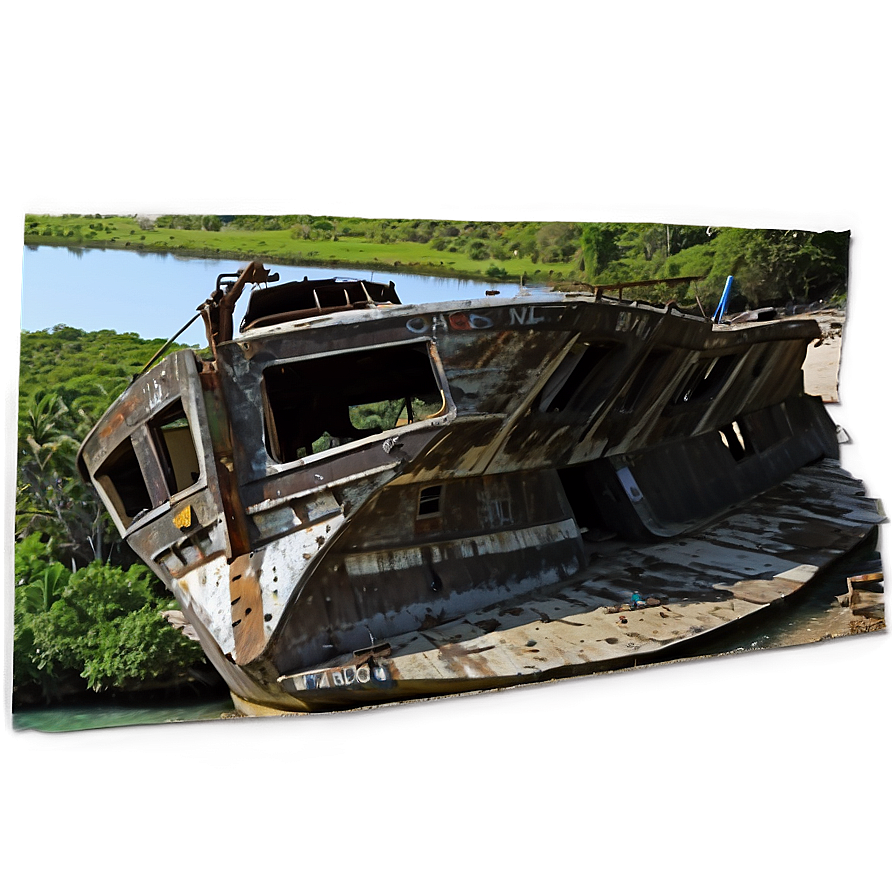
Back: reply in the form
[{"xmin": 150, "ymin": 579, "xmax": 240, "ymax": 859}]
[{"xmin": 77, "ymin": 269, "xmax": 884, "ymax": 715}]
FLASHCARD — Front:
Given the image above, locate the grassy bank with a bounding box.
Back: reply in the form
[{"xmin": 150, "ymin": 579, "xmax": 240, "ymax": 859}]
[
  {"xmin": 23, "ymin": 214, "xmax": 578, "ymax": 285},
  {"xmin": 24, "ymin": 214, "xmax": 851, "ymax": 310}
]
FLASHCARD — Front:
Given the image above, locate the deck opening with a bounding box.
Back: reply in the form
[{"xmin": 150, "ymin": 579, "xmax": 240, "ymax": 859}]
[
  {"xmin": 264, "ymin": 343, "xmax": 445, "ymax": 462},
  {"xmin": 95, "ymin": 437, "xmax": 152, "ymax": 526},
  {"xmin": 149, "ymin": 399, "xmax": 201, "ymax": 495},
  {"xmin": 557, "ymin": 466, "xmax": 617, "ymax": 536}
]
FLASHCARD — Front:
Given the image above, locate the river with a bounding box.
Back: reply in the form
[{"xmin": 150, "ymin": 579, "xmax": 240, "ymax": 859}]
[{"xmin": 21, "ymin": 244, "xmax": 540, "ymax": 344}]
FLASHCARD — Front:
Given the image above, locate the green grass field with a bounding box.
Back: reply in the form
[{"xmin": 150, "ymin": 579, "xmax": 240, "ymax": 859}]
[{"xmin": 23, "ymin": 215, "xmax": 577, "ymax": 284}]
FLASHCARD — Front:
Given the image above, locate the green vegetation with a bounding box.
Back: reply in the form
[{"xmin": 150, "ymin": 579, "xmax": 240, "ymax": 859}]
[
  {"xmin": 15, "ymin": 535, "xmax": 205, "ymax": 701},
  {"xmin": 14, "ymin": 327, "xmax": 208, "ymax": 706},
  {"xmin": 24, "ymin": 214, "xmax": 849, "ymax": 309}
]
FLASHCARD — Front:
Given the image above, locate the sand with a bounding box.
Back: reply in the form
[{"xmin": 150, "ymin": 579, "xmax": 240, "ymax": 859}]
[{"xmin": 800, "ymin": 311, "xmax": 844, "ymax": 403}]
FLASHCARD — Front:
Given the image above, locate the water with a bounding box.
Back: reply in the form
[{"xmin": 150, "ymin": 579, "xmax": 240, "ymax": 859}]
[
  {"xmin": 12, "ymin": 696, "xmax": 235, "ymax": 733},
  {"xmin": 21, "ymin": 245, "xmax": 534, "ymax": 343}
]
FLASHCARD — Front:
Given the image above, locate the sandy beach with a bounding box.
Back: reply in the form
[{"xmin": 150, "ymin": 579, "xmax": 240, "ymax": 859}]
[{"xmin": 800, "ymin": 310, "xmax": 844, "ymax": 403}]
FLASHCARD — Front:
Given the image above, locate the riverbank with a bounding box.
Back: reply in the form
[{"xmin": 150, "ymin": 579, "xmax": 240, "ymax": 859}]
[{"xmin": 23, "ymin": 215, "xmax": 571, "ymax": 286}]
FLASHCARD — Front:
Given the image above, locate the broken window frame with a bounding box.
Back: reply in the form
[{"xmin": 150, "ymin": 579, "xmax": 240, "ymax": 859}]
[
  {"xmin": 618, "ymin": 349, "xmax": 673, "ymax": 414},
  {"xmin": 718, "ymin": 419, "xmax": 754, "ymax": 462},
  {"xmin": 262, "ymin": 338, "xmax": 451, "ymax": 467},
  {"xmin": 94, "ymin": 435, "xmax": 154, "ymax": 529},
  {"xmin": 93, "ymin": 396, "xmax": 206, "ymax": 532},
  {"xmin": 148, "ymin": 397, "xmax": 203, "ymax": 499}
]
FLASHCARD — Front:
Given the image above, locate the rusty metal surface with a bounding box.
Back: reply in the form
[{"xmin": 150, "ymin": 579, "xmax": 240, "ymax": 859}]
[
  {"xmin": 75, "ymin": 266, "xmax": 883, "ymax": 715},
  {"xmin": 276, "ymin": 458, "xmax": 883, "ymax": 710},
  {"xmin": 228, "ymin": 552, "xmax": 266, "ymax": 664}
]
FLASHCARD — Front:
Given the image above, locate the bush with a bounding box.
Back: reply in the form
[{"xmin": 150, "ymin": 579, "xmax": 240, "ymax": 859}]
[
  {"xmin": 489, "ymin": 242, "xmax": 510, "ymax": 261},
  {"xmin": 541, "ymin": 245, "xmax": 565, "ymax": 264},
  {"xmin": 24, "ymin": 560, "xmax": 205, "ymax": 693},
  {"xmin": 13, "ymin": 535, "xmax": 69, "ymax": 693},
  {"xmin": 166, "ymin": 215, "xmax": 202, "ymax": 230}
]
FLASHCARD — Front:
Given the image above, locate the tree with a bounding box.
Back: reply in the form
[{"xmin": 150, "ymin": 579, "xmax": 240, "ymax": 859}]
[
  {"xmin": 741, "ymin": 230, "xmax": 848, "ymax": 305},
  {"xmin": 13, "ymin": 534, "xmax": 72, "ymax": 693},
  {"xmin": 580, "ymin": 223, "xmax": 625, "ymax": 281},
  {"xmin": 16, "ymin": 392, "xmax": 113, "ymax": 566}
]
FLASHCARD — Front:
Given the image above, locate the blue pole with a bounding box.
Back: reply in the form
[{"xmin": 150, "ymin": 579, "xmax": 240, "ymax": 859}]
[{"xmin": 713, "ymin": 276, "xmax": 734, "ymax": 323}]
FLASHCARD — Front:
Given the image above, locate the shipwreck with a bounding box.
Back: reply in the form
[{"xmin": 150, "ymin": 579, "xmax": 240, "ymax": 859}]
[{"xmin": 77, "ymin": 262, "xmax": 883, "ymax": 715}]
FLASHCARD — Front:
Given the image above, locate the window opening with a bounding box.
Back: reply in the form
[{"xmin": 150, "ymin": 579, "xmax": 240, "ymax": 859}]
[
  {"xmin": 671, "ymin": 354, "xmax": 738, "ymax": 406},
  {"xmin": 149, "ymin": 399, "xmax": 201, "ymax": 496},
  {"xmin": 95, "ymin": 437, "xmax": 152, "ymax": 526},
  {"xmin": 264, "ymin": 343, "xmax": 445, "ymax": 463},
  {"xmin": 418, "ymin": 485, "xmax": 443, "ymax": 518},
  {"xmin": 718, "ymin": 419, "xmax": 753, "ymax": 462},
  {"xmin": 540, "ymin": 342, "xmax": 620, "ymax": 412},
  {"xmin": 619, "ymin": 350, "xmax": 670, "ymax": 413}
]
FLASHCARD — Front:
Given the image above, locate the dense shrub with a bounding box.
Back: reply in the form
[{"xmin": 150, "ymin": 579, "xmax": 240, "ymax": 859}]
[{"xmin": 22, "ymin": 559, "xmax": 205, "ymax": 694}]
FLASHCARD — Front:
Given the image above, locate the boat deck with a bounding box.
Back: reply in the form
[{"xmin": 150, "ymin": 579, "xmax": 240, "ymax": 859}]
[{"xmin": 275, "ymin": 458, "xmax": 884, "ymax": 708}]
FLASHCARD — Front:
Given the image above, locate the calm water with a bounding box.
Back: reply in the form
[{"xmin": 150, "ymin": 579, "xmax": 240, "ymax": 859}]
[
  {"xmin": 21, "ymin": 245, "xmax": 536, "ymax": 343},
  {"xmin": 12, "ymin": 697, "xmax": 234, "ymax": 733}
]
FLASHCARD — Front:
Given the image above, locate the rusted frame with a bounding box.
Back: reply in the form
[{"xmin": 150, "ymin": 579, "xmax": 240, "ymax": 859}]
[
  {"xmin": 255, "ymin": 335, "xmax": 453, "ymax": 472},
  {"xmin": 198, "ymin": 261, "xmax": 278, "ymax": 352}
]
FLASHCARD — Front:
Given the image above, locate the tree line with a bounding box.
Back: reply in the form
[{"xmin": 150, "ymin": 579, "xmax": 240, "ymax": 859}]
[{"xmin": 148, "ymin": 215, "xmax": 851, "ymax": 307}]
